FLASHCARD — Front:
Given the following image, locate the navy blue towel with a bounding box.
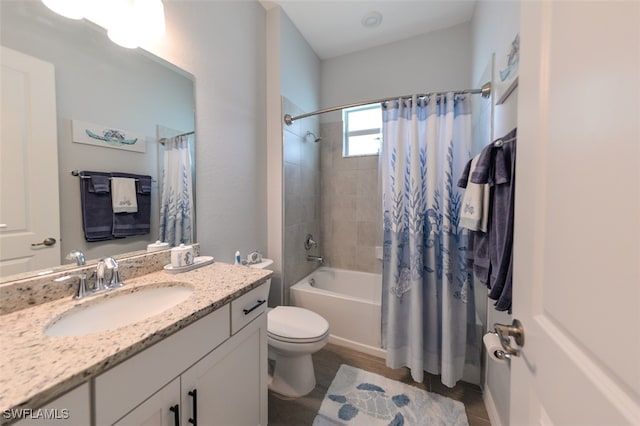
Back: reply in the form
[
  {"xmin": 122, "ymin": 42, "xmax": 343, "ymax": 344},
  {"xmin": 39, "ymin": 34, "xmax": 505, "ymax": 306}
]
[
  {"xmin": 111, "ymin": 172, "xmax": 152, "ymax": 237},
  {"xmin": 89, "ymin": 175, "xmax": 110, "ymax": 193},
  {"xmin": 137, "ymin": 176, "xmax": 152, "ymax": 194},
  {"xmin": 79, "ymin": 171, "xmax": 114, "ymax": 241},
  {"xmin": 469, "ymin": 128, "xmax": 517, "ymax": 313}
]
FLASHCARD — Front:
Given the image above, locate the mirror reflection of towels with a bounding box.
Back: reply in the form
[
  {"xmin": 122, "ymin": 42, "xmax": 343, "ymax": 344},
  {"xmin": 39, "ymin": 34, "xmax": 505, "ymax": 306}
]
[
  {"xmin": 111, "ymin": 177, "xmax": 138, "ymax": 213},
  {"xmin": 112, "ymin": 172, "xmax": 152, "ymax": 237},
  {"xmin": 80, "ymin": 171, "xmax": 113, "ymax": 241},
  {"xmin": 89, "ymin": 175, "xmax": 110, "ymax": 193}
]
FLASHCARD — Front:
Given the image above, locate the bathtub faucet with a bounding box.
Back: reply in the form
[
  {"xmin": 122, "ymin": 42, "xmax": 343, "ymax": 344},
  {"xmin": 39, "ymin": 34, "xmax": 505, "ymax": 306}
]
[
  {"xmin": 306, "ymin": 255, "xmax": 324, "ymax": 264},
  {"xmin": 304, "ymin": 234, "xmax": 318, "ymax": 250}
]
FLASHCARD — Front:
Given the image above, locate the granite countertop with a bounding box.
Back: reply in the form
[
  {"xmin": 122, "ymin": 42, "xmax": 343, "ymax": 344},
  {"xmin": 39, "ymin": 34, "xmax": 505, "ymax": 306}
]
[{"xmin": 0, "ymin": 262, "xmax": 272, "ymax": 414}]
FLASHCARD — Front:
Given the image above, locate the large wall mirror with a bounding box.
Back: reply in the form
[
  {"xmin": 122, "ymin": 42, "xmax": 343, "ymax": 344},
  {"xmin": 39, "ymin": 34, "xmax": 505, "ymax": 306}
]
[{"xmin": 0, "ymin": 2, "xmax": 195, "ymax": 283}]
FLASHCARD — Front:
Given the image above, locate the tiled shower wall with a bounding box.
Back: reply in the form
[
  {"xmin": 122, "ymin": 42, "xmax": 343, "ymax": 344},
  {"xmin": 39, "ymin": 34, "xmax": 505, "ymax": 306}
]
[
  {"xmin": 319, "ymin": 122, "xmax": 382, "ymax": 274},
  {"xmin": 282, "ymin": 97, "xmax": 320, "ymax": 304}
]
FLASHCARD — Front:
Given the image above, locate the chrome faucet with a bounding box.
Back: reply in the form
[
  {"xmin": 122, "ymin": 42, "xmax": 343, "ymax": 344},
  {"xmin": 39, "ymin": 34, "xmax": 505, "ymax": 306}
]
[
  {"xmin": 55, "ymin": 273, "xmax": 88, "ymax": 299},
  {"xmin": 306, "ymin": 255, "xmax": 324, "ymax": 264},
  {"xmin": 66, "ymin": 250, "xmax": 86, "ymax": 266},
  {"xmin": 55, "ymin": 256, "xmax": 124, "ymax": 300}
]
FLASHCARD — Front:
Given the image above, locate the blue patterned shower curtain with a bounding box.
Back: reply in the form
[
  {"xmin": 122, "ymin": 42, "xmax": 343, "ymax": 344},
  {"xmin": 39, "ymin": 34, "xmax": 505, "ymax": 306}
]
[
  {"xmin": 381, "ymin": 93, "xmax": 476, "ymax": 387},
  {"xmin": 159, "ymin": 134, "xmax": 194, "ymax": 246}
]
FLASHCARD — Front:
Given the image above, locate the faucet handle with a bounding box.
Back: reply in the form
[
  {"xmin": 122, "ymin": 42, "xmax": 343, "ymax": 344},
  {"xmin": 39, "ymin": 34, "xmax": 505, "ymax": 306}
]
[
  {"xmin": 304, "ymin": 234, "xmax": 318, "ymax": 250},
  {"xmin": 94, "ymin": 260, "xmax": 107, "ymax": 292},
  {"xmin": 103, "ymin": 257, "xmax": 123, "ymax": 288},
  {"xmin": 110, "ymin": 269, "xmax": 124, "ymax": 288},
  {"xmin": 55, "ymin": 273, "xmax": 88, "ymax": 299}
]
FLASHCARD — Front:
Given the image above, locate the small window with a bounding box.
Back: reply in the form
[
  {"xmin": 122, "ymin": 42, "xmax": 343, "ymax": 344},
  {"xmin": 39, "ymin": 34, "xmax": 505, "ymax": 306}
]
[{"xmin": 343, "ymin": 104, "xmax": 381, "ymax": 157}]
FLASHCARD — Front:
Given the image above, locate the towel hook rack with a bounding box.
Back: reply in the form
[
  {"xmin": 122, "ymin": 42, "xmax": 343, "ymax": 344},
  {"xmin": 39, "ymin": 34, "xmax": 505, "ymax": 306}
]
[{"xmin": 70, "ymin": 170, "xmax": 156, "ymax": 183}]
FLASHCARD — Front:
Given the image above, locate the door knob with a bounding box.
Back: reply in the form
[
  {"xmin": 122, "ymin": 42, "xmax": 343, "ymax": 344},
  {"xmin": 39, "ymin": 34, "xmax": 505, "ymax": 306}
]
[
  {"xmin": 493, "ymin": 319, "xmax": 525, "ymax": 357},
  {"xmin": 31, "ymin": 237, "xmax": 56, "ymax": 247}
]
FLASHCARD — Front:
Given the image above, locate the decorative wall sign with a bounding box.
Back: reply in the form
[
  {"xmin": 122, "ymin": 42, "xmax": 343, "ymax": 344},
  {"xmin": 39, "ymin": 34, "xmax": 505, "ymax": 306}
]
[
  {"xmin": 494, "ymin": 33, "xmax": 520, "ymax": 105},
  {"xmin": 72, "ymin": 120, "xmax": 146, "ymax": 153}
]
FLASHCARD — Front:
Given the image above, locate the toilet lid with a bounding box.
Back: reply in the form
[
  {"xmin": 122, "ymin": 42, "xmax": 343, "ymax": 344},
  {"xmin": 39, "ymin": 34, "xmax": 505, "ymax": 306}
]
[{"xmin": 268, "ymin": 306, "xmax": 329, "ymax": 340}]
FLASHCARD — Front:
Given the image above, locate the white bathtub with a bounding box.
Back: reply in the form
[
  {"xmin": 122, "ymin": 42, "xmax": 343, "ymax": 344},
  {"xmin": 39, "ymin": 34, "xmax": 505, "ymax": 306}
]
[
  {"xmin": 290, "ymin": 266, "xmax": 483, "ymax": 385},
  {"xmin": 290, "ymin": 267, "xmax": 385, "ymax": 358}
]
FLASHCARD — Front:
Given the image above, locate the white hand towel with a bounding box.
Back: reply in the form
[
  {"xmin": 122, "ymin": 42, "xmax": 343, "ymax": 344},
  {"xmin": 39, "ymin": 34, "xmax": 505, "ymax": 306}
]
[
  {"xmin": 460, "ymin": 155, "xmax": 489, "ymax": 232},
  {"xmin": 111, "ymin": 177, "xmax": 138, "ymax": 213}
]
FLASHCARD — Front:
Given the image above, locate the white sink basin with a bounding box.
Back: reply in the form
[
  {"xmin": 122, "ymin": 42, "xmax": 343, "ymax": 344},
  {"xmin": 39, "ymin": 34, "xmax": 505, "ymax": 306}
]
[{"xmin": 45, "ymin": 285, "xmax": 193, "ymax": 337}]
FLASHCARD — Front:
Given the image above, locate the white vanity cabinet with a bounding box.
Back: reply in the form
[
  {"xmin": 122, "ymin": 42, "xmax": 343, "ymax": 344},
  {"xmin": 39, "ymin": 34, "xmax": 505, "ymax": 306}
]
[
  {"xmin": 180, "ymin": 312, "xmax": 267, "ymax": 426},
  {"xmin": 97, "ymin": 282, "xmax": 270, "ymax": 426},
  {"xmin": 113, "ymin": 379, "xmax": 180, "ymax": 426},
  {"xmin": 13, "ymin": 383, "xmax": 90, "ymax": 426}
]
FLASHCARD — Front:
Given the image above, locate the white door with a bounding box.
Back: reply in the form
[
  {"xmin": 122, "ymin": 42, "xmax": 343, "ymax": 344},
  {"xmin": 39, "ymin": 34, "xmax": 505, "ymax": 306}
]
[
  {"xmin": 511, "ymin": 2, "xmax": 640, "ymax": 425},
  {"xmin": 0, "ymin": 46, "xmax": 60, "ymax": 276}
]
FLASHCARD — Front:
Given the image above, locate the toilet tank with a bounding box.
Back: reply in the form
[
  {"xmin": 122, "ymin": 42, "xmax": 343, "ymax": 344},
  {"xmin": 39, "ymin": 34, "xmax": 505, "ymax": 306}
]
[
  {"xmin": 249, "ymin": 258, "xmax": 273, "ymax": 288},
  {"xmin": 248, "ymin": 258, "xmax": 273, "ymax": 271}
]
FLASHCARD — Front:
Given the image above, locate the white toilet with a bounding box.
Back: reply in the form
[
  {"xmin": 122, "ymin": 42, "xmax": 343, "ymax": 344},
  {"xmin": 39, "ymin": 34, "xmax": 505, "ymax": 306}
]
[{"xmin": 250, "ymin": 259, "xmax": 329, "ymax": 397}]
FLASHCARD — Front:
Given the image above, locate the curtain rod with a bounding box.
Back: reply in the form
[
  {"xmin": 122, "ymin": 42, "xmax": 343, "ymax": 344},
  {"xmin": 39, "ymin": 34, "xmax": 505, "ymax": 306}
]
[
  {"xmin": 158, "ymin": 130, "xmax": 195, "ymax": 144},
  {"xmin": 283, "ymin": 82, "xmax": 491, "ymax": 126}
]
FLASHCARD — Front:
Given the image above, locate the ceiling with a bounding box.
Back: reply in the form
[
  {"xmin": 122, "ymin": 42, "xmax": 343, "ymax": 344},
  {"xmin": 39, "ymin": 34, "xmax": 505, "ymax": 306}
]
[{"xmin": 269, "ymin": 1, "xmax": 477, "ymax": 60}]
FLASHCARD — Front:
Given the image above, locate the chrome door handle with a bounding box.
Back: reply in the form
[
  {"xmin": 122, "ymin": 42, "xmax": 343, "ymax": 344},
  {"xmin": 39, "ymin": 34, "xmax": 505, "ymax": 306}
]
[
  {"xmin": 493, "ymin": 319, "xmax": 525, "ymax": 357},
  {"xmin": 31, "ymin": 237, "xmax": 56, "ymax": 247}
]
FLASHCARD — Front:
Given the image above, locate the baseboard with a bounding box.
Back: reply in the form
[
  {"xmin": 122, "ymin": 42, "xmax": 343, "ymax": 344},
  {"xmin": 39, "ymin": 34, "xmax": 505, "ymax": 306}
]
[
  {"xmin": 328, "ymin": 335, "xmax": 386, "ymax": 359},
  {"xmin": 483, "ymin": 385, "xmax": 503, "ymax": 426}
]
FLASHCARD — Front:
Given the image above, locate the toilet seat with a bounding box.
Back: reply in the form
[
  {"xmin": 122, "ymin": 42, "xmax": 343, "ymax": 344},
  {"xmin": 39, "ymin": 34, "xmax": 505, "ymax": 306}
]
[{"xmin": 268, "ymin": 306, "xmax": 329, "ymax": 343}]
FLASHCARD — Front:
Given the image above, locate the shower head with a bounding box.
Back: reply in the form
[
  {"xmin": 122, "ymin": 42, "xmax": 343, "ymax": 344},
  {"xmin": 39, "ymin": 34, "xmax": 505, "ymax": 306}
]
[{"xmin": 306, "ymin": 131, "xmax": 322, "ymax": 143}]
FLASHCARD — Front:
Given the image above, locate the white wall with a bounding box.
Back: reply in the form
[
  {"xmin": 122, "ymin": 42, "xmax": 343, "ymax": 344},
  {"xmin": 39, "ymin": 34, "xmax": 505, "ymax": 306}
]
[
  {"xmin": 320, "ymin": 22, "xmax": 472, "ymax": 122},
  {"xmin": 471, "ymin": 2, "xmax": 521, "ymax": 426},
  {"xmin": 279, "ymin": 11, "xmax": 321, "ymax": 114},
  {"xmin": 1, "ymin": 1, "xmax": 194, "ymax": 263},
  {"xmin": 263, "ymin": 6, "xmax": 320, "ymax": 306},
  {"xmin": 265, "ymin": 6, "xmax": 284, "ymax": 306},
  {"xmin": 145, "ymin": 1, "xmax": 267, "ymax": 263},
  {"xmin": 278, "ymin": 10, "xmax": 321, "ymax": 303}
]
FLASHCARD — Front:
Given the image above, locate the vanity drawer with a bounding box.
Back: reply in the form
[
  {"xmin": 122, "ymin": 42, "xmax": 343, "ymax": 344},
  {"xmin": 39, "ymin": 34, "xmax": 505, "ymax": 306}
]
[{"xmin": 230, "ymin": 280, "xmax": 270, "ymax": 334}]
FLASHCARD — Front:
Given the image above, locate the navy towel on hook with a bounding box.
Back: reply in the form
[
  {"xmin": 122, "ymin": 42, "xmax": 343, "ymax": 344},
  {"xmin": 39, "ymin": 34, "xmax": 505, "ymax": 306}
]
[
  {"xmin": 79, "ymin": 171, "xmax": 114, "ymax": 241},
  {"xmin": 459, "ymin": 128, "xmax": 517, "ymax": 313}
]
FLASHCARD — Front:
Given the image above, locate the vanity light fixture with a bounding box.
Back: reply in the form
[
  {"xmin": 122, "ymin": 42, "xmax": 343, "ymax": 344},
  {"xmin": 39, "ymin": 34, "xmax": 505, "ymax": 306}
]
[
  {"xmin": 41, "ymin": 0, "xmax": 85, "ymax": 20},
  {"xmin": 108, "ymin": 0, "xmax": 166, "ymax": 49},
  {"xmin": 41, "ymin": 0, "xmax": 166, "ymax": 49}
]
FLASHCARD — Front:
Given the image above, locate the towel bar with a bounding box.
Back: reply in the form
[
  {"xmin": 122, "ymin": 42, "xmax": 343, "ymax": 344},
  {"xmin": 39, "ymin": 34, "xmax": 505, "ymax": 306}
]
[{"xmin": 71, "ymin": 170, "xmax": 156, "ymax": 183}]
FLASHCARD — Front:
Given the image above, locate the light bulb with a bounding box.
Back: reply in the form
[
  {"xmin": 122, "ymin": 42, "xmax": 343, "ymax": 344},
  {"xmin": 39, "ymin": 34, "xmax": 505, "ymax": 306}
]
[
  {"xmin": 107, "ymin": 0, "xmax": 141, "ymax": 48},
  {"xmin": 106, "ymin": 0, "xmax": 165, "ymax": 49},
  {"xmin": 138, "ymin": 0, "xmax": 166, "ymax": 40},
  {"xmin": 41, "ymin": 0, "xmax": 85, "ymax": 20}
]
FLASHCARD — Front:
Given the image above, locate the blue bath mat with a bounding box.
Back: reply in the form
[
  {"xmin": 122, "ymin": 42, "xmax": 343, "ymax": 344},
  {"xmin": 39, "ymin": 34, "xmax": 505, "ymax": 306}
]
[{"xmin": 313, "ymin": 364, "xmax": 469, "ymax": 426}]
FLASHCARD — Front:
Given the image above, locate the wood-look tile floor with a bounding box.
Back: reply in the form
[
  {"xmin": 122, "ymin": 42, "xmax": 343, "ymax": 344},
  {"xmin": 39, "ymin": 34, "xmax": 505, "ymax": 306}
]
[{"xmin": 268, "ymin": 343, "xmax": 491, "ymax": 426}]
